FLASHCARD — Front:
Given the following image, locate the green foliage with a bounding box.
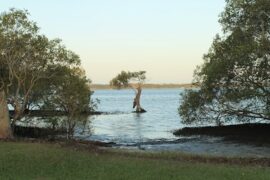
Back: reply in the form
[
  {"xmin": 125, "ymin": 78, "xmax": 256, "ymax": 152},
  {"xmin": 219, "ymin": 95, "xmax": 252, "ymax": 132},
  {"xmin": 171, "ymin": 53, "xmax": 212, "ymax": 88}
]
[
  {"xmin": 39, "ymin": 66, "xmax": 96, "ymax": 138},
  {"xmin": 110, "ymin": 71, "xmax": 146, "ymax": 89},
  {"xmin": 42, "ymin": 67, "xmax": 93, "ymax": 112},
  {"xmin": 179, "ymin": 0, "xmax": 270, "ymax": 125},
  {"xmin": 110, "ymin": 71, "xmax": 131, "ymax": 88},
  {"xmin": 0, "ymin": 9, "xmax": 96, "ymax": 137}
]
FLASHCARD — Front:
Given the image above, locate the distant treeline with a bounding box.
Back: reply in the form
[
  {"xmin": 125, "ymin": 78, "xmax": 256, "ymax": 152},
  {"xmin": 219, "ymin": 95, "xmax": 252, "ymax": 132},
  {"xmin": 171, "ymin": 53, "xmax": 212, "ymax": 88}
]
[{"xmin": 91, "ymin": 83, "xmax": 198, "ymax": 90}]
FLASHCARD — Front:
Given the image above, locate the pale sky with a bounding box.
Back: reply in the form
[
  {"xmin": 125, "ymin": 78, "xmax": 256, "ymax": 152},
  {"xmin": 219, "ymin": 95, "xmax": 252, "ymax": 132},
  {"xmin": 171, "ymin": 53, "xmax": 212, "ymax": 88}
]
[{"xmin": 0, "ymin": 0, "xmax": 226, "ymax": 84}]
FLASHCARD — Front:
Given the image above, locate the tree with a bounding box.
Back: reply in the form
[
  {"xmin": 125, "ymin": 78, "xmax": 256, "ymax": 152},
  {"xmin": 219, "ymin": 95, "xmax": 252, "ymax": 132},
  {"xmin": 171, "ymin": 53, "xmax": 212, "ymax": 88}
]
[
  {"xmin": 39, "ymin": 66, "xmax": 95, "ymax": 139},
  {"xmin": 0, "ymin": 90, "xmax": 12, "ymax": 138},
  {"xmin": 0, "ymin": 9, "xmax": 89, "ymax": 138},
  {"xmin": 110, "ymin": 71, "xmax": 147, "ymax": 113},
  {"xmin": 179, "ymin": 0, "xmax": 270, "ymax": 125}
]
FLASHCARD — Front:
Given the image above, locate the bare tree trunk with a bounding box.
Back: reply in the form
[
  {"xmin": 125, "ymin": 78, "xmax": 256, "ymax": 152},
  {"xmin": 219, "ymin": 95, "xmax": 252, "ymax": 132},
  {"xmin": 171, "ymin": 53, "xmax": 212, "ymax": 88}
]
[
  {"xmin": 133, "ymin": 86, "xmax": 146, "ymax": 113},
  {"xmin": 11, "ymin": 102, "xmax": 22, "ymax": 129},
  {"xmin": 0, "ymin": 90, "xmax": 13, "ymax": 139}
]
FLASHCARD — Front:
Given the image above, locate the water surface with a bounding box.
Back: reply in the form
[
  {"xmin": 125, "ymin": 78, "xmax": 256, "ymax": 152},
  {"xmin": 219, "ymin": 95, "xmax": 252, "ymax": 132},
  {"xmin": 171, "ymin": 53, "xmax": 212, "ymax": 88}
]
[
  {"xmin": 85, "ymin": 89, "xmax": 182, "ymax": 143},
  {"xmin": 78, "ymin": 88, "xmax": 270, "ymax": 157}
]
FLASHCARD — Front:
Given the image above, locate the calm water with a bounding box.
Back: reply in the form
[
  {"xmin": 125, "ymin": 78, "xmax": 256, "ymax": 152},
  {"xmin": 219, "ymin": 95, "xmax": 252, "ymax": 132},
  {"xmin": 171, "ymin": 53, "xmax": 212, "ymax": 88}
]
[
  {"xmin": 77, "ymin": 88, "xmax": 270, "ymax": 157},
  {"xmin": 86, "ymin": 88, "xmax": 183, "ymax": 144}
]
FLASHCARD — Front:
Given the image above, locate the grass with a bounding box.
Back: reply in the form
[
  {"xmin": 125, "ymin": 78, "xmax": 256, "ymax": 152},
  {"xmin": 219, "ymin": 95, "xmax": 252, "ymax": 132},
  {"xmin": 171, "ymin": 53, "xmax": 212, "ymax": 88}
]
[{"xmin": 0, "ymin": 141, "xmax": 270, "ymax": 180}]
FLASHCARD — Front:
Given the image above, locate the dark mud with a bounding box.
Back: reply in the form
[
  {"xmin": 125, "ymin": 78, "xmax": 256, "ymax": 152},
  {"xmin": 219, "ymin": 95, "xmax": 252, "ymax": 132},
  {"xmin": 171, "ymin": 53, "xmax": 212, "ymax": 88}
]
[{"xmin": 174, "ymin": 123, "xmax": 270, "ymax": 146}]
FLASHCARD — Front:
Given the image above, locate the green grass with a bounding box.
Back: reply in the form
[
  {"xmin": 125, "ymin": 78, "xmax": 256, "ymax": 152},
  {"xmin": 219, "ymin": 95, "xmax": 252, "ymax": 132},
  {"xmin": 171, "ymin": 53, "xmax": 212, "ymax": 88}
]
[{"xmin": 0, "ymin": 142, "xmax": 270, "ymax": 180}]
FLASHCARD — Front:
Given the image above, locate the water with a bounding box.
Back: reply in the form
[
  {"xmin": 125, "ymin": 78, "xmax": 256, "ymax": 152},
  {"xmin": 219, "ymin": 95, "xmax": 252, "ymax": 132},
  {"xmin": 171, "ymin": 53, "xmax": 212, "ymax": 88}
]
[
  {"xmin": 77, "ymin": 88, "xmax": 270, "ymax": 157},
  {"xmin": 85, "ymin": 88, "xmax": 182, "ymax": 144}
]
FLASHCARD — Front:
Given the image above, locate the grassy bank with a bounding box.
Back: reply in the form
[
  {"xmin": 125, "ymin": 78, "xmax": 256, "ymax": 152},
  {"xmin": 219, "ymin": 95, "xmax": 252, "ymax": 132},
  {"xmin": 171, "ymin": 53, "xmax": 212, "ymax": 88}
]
[{"xmin": 0, "ymin": 141, "xmax": 270, "ymax": 180}]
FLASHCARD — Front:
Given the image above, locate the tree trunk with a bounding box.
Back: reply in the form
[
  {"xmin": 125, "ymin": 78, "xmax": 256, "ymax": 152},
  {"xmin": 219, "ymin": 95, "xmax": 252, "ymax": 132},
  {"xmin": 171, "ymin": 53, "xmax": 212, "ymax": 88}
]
[
  {"xmin": 0, "ymin": 90, "xmax": 13, "ymax": 139},
  {"xmin": 133, "ymin": 87, "xmax": 146, "ymax": 113},
  {"xmin": 11, "ymin": 102, "xmax": 22, "ymax": 129}
]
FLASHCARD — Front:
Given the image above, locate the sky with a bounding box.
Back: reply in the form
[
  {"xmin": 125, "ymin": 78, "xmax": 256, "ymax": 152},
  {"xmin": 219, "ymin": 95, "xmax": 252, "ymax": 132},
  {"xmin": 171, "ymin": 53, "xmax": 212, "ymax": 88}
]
[{"xmin": 0, "ymin": 0, "xmax": 226, "ymax": 84}]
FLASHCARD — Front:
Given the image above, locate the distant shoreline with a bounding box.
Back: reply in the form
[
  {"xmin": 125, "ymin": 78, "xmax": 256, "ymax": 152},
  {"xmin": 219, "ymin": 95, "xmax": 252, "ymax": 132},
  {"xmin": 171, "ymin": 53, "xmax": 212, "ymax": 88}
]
[{"xmin": 91, "ymin": 83, "xmax": 198, "ymax": 90}]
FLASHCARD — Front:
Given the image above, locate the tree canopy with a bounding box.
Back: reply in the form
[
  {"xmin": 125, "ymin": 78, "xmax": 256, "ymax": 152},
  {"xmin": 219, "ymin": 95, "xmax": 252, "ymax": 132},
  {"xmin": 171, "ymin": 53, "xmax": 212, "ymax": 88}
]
[
  {"xmin": 110, "ymin": 71, "xmax": 147, "ymax": 113},
  {"xmin": 179, "ymin": 0, "xmax": 270, "ymax": 125},
  {"xmin": 110, "ymin": 71, "xmax": 146, "ymax": 89},
  {"xmin": 0, "ymin": 9, "xmax": 95, "ymax": 138}
]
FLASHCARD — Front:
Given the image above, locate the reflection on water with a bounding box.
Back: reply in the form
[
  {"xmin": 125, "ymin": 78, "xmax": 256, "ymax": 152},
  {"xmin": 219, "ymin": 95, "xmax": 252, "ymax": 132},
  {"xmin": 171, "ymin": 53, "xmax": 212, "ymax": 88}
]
[{"xmin": 75, "ymin": 88, "xmax": 270, "ymax": 157}]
